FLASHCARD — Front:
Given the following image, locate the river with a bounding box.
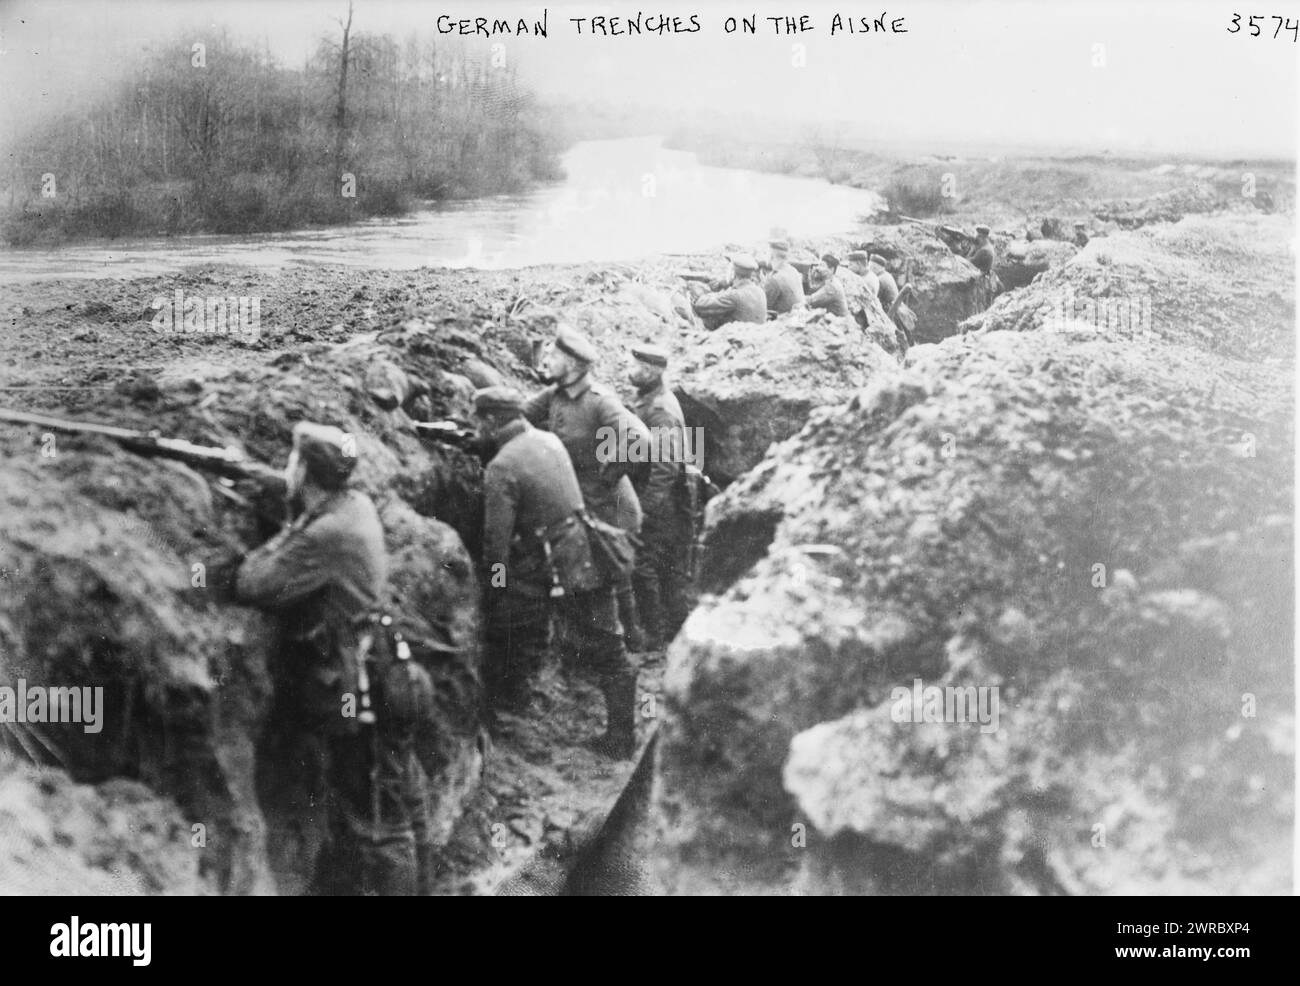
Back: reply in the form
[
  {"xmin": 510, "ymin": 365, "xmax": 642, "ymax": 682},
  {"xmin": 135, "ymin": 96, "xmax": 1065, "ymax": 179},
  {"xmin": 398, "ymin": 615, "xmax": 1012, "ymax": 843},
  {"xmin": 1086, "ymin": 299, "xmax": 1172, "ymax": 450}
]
[{"xmin": 0, "ymin": 136, "xmax": 884, "ymax": 282}]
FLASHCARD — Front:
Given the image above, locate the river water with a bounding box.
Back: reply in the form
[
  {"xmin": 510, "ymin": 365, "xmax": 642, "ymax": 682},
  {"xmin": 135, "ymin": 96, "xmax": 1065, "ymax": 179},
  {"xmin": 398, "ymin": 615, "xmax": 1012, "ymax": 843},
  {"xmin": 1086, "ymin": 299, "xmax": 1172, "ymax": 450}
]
[{"xmin": 0, "ymin": 136, "xmax": 884, "ymax": 282}]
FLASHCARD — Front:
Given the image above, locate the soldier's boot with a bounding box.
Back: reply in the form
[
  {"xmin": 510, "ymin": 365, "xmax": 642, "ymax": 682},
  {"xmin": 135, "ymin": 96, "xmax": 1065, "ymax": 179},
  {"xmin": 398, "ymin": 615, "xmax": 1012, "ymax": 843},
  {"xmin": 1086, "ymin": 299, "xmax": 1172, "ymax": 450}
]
[
  {"xmin": 591, "ymin": 669, "xmax": 637, "ymax": 760},
  {"xmin": 661, "ymin": 550, "xmax": 693, "ymax": 646},
  {"xmin": 632, "ymin": 571, "xmax": 665, "ymax": 652},
  {"xmin": 615, "ymin": 579, "xmax": 647, "ymax": 653}
]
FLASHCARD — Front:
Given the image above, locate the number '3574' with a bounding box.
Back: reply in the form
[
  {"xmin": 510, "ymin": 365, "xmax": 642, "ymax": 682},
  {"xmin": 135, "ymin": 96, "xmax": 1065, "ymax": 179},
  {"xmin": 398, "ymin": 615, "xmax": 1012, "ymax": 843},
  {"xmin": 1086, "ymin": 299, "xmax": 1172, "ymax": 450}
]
[{"xmin": 1227, "ymin": 14, "xmax": 1299, "ymax": 39}]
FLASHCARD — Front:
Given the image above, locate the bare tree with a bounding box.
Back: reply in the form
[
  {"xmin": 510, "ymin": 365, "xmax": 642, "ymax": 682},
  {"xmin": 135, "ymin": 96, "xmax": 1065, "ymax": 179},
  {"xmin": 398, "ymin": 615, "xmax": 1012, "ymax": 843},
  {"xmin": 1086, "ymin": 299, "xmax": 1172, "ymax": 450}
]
[{"xmin": 332, "ymin": 1, "xmax": 354, "ymax": 174}]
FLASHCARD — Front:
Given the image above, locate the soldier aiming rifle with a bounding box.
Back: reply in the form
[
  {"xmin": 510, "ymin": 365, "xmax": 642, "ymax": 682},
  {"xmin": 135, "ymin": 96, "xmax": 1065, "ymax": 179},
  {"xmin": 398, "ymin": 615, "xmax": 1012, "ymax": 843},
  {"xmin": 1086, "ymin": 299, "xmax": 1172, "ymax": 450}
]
[
  {"xmin": 900, "ymin": 214, "xmax": 977, "ymax": 252},
  {"xmin": 680, "ymin": 253, "xmax": 767, "ymax": 330}
]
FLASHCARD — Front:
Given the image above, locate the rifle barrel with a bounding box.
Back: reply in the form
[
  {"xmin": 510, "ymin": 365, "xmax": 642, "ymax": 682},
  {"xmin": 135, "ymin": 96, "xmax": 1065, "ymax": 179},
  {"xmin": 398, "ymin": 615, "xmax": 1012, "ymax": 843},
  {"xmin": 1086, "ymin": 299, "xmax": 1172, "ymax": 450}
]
[
  {"xmin": 0, "ymin": 407, "xmax": 142, "ymax": 441},
  {"xmin": 413, "ymin": 420, "xmax": 478, "ymax": 450},
  {"xmin": 0, "ymin": 406, "xmax": 274, "ymax": 481}
]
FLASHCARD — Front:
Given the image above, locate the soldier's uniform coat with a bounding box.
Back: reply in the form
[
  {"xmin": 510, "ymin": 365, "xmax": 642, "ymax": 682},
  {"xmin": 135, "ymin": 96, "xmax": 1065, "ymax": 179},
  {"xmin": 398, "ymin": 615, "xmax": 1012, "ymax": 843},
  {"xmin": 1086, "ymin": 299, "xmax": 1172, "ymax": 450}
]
[
  {"xmin": 237, "ymin": 488, "xmax": 437, "ymax": 896},
  {"xmin": 524, "ymin": 374, "xmax": 647, "ymax": 536},
  {"xmin": 807, "ymin": 275, "xmax": 849, "ymax": 317},
  {"xmin": 479, "ymin": 417, "xmax": 634, "ymax": 723},
  {"xmin": 837, "ymin": 268, "xmax": 875, "ymax": 321},
  {"xmin": 691, "ymin": 279, "xmax": 767, "ymax": 329},
  {"xmin": 874, "ymin": 267, "xmax": 900, "ymax": 308},
  {"xmin": 629, "ymin": 380, "xmax": 694, "ymax": 643},
  {"xmin": 763, "ymin": 262, "xmax": 806, "ymax": 315}
]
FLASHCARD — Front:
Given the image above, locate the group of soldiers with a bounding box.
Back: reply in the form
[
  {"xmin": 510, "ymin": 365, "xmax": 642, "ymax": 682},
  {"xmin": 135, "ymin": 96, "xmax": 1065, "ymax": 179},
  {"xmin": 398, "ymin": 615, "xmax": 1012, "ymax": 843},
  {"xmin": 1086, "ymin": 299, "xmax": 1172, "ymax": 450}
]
[
  {"xmin": 220, "ymin": 224, "xmax": 1025, "ymax": 895},
  {"xmin": 228, "ymin": 323, "xmax": 697, "ymax": 894},
  {"xmin": 679, "ymin": 221, "xmax": 1020, "ymax": 342},
  {"xmin": 684, "ymin": 237, "xmax": 915, "ymax": 345},
  {"xmin": 480, "ymin": 327, "xmax": 694, "ymax": 750}
]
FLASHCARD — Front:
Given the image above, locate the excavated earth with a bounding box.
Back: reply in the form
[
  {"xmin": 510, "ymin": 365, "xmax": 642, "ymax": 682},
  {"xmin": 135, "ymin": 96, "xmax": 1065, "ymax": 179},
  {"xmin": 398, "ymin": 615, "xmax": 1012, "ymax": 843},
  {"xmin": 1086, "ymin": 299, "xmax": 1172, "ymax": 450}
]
[
  {"xmin": 962, "ymin": 213, "xmax": 1296, "ymax": 363},
  {"xmin": 0, "ymin": 201, "xmax": 1292, "ymax": 895},
  {"xmin": 653, "ymin": 209, "xmax": 1294, "ymax": 895}
]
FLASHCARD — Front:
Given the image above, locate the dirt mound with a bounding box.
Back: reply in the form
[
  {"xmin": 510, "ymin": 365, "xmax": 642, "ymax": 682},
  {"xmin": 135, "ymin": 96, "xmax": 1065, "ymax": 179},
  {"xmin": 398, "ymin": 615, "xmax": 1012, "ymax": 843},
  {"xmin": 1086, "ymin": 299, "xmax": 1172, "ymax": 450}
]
[
  {"xmin": 492, "ymin": 261, "xmax": 691, "ymax": 377},
  {"xmin": 1092, "ymin": 183, "xmax": 1233, "ymax": 229},
  {"xmin": 963, "ymin": 213, "xmax": 1295, "ymax": 362},
  {"xmin": 653, "ymin": 324, "xmax": 1292, "ymax": 895},
  {"xmin": 0, "ymin": 761, "xmax": 213, "ymax": 894},
  {"xmin": 672, "ymin": 307, "xmax": 898, "ymax": 485}
]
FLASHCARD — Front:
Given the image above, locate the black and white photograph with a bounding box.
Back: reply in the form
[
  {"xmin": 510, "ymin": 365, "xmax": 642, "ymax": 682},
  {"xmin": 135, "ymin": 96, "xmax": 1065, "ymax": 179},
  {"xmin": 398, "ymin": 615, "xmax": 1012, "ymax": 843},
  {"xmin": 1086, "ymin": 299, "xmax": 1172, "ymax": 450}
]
[{"xmin": 0, "ymin": 0, "xmax": 1293, "ymax": 919}]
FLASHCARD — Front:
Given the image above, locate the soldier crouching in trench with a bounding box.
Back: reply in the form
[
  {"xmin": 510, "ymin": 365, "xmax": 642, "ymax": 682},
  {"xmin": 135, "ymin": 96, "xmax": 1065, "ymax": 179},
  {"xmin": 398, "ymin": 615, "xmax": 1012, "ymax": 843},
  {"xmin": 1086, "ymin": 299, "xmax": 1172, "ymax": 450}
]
[
  {"xmin": 687, "ymin": 253, "xmax": 768, "ymax": 329},
  {"xmin": 475, "ymin": 386, "xmax": 638, "ymax": 760},
  {"xmin": 233, "ymin": 422, "xmax": 439, "ymax": 895}
]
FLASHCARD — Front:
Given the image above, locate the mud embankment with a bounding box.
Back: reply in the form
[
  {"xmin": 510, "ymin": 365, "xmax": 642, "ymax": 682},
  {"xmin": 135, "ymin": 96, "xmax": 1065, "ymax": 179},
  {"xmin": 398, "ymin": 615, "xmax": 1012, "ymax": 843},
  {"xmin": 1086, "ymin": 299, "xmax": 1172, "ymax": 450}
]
[{"xmin": 652, "ymin": 210, "xmax": 1295, "ymax": 895}]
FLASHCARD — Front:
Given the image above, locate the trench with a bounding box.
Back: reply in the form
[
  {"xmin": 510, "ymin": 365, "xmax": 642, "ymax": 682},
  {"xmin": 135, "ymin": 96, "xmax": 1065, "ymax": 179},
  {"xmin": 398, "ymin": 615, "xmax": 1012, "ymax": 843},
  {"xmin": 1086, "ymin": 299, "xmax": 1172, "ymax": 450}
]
[{"xmin": 0, "ymin": 221, "xmax": 1024, "ymax": 895}]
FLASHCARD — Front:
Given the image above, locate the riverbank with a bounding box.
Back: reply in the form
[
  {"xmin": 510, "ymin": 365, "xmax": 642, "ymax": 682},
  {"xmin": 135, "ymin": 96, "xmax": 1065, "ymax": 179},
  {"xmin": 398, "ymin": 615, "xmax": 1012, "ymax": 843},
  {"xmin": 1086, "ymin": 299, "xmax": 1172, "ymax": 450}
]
[
  {"xmin": 0, "ymin": 136, "xmax": 886, "ymax": 277},
  {"xmin": 664, "ymin": 130, "xmax": 1295, "ymax": 233},
  {"xmin": 1, "ymin": 158, "xmax": 569, "ymax": 249}
]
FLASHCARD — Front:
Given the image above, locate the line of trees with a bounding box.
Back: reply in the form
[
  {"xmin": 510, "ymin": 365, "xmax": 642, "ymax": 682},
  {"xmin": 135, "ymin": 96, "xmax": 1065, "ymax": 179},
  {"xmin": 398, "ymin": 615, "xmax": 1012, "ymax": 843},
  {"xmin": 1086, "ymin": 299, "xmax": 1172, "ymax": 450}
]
[{"xmin": 3, "ymin": 15, "xmax": 567, "ymax": 244}]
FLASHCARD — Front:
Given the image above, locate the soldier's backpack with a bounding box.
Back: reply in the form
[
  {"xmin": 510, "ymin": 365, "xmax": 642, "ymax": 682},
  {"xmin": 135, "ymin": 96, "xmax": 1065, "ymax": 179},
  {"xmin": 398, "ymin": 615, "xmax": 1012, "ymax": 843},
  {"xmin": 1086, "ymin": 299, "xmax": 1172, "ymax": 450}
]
[
  {"xmin": 351, "ymin": 612, "xmax": 435, "ymax": 736},
  {"xmin": 298, "ymin": 612, "xmax": 431, "ymax": 738}
]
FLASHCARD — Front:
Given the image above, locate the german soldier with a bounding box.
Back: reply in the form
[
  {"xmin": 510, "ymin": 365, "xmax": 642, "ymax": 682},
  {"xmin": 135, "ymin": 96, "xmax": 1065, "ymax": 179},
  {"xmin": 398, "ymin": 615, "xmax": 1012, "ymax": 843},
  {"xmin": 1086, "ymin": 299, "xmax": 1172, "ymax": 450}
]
[
  {"xmin": 476, "ymin": 387, "xmax": 638, "ymax": 759},
  {"xmin": 235, "ymin": 422, "xmax": 438, "ymax": 895},
  {"xmin": 869, "ymin": 254, "xmax": 901, "ymax": 309},
  {"xmin": 966, "ymin": 224, "xmax": 996, "ymax": 276},
  {"xmin": 839, "ymin": 250, "xmax": 878, "ymax": 322},
  {"xmin": 763, "ymin": 239, "xmax": 807, "ymax": 315},
  {"xmin": 524, "ymin": 325, "xmax": 651, "ymax": 651},
  {"xmin": 965, "ymin": 224, "xmax": 1003, "ymax": 308},
  {"xmin": 806, "ymin": 253, "xmax": 850, "ymax": 317},
  {"xmin": 689, "ymin": 253, "xmax": 767, "ymax": 329},
  {"xmin": 626, "ymin": 343, "xmax": 694, "ymax": 651}
]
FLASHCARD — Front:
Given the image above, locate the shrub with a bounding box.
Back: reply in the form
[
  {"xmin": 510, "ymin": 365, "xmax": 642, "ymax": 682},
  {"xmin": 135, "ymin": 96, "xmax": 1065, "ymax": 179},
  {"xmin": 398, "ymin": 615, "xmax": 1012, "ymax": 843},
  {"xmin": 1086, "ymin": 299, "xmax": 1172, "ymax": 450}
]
[{"xmin": 884, "ymin": 177, "xmax": 947, "ymax": 218}]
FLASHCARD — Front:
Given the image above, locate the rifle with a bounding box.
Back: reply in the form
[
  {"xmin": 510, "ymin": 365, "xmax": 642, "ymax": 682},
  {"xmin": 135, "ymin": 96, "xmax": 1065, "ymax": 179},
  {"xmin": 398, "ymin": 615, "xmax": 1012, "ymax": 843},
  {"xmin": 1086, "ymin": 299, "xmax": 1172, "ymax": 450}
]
[
  {"xmin": 899, "ymin": 215, "xmax": 973, "ymax": 244},
  {"xmin": 413, "ymin": 419, "xmax": 482, "ymax": 455},
  {"xmin": 0, "ymin": 407, "xmax": 286, "ymax": 490},
  {"xmin": 678, "ymin": 271, "xmax": 727, "ymax": 298}
]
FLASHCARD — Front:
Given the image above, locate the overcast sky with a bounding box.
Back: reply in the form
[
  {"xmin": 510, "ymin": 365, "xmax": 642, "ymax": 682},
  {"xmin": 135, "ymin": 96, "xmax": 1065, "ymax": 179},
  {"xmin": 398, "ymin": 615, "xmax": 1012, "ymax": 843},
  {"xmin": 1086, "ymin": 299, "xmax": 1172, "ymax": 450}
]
[{"xmin": 1, "ymin": 0, "xmax": 1295, "ymax": 158}]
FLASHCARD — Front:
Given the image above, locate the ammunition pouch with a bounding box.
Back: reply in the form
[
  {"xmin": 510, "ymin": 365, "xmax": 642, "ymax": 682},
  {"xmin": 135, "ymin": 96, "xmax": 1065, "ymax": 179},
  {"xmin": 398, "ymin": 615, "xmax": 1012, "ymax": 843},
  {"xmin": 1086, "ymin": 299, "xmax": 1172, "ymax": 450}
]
[
  {"xmin": 580, "ymin": 511, "xmax": 640, "ymax": 585},
  {"xmin": 352, "ymin": 612, "xmax": 435, "ymax": 734},
  {"xmin": 517, "ymin": 514, "xmax": 602, "ymax": 596}
]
